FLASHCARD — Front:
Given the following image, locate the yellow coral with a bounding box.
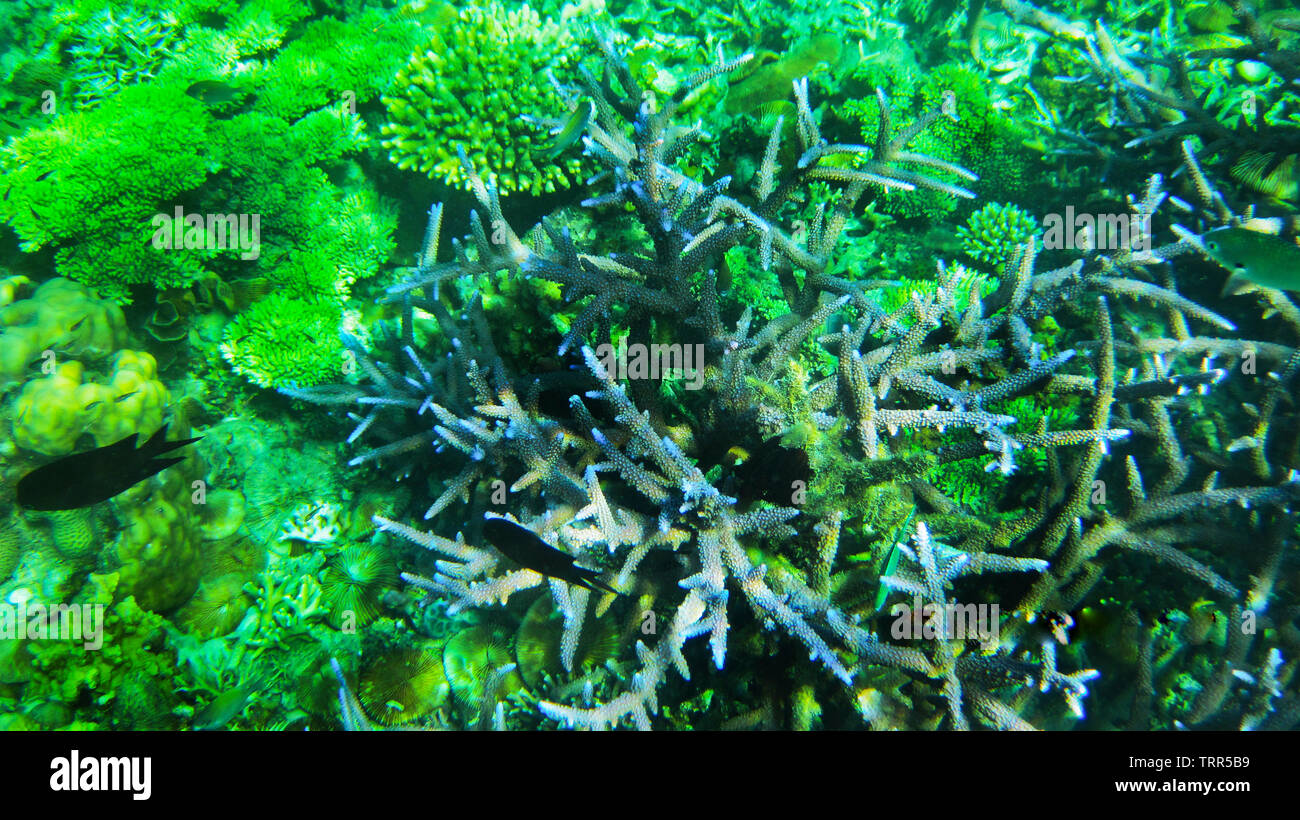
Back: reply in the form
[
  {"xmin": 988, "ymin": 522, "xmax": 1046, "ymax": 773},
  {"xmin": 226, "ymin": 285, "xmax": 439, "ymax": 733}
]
[
  {"xmin": 0, "ymin": 274, "xmax": 31, "ymax": 308},
  {"xmin": 0, "ymin": 278, "xmax": 125, "ymax": 385},
  {"xmin": 83, "ymin": 350, "xmax": 170, "ymax": 445},
  {"xmin": 46, "ymin": 509, "xmax": 99, "ymax": 561},
  {"xmin": 176, "ymin": 574, "xmax": 252, "ymax": 638},
  {"xmin": 10, "ymin": 361, "xmax": 90, "ymax": 455},
  {"xmin": 9, "ymin": 349, "xmax": 170, "ymax": 456},
  {"xmin": 110, "ymin": 480, "xmax": 203, "ymax": 613}
]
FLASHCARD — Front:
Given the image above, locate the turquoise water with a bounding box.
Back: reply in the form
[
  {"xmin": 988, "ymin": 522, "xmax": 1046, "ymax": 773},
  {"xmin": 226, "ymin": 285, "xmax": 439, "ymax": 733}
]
[{"xmin": 0, "ymin": 0, "xmax": 1297, "ymax": 730}]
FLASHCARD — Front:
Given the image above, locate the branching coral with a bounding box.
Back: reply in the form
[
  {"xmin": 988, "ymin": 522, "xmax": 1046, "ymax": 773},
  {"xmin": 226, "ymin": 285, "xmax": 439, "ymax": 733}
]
[
  {"xmin": 381, "ymin": 1, "xmax": 588, "ymax": 195},
  {"xmin": 220, "ymin": 295, "xmax": 348, "ymax": 389},
  {"xmin": 0, "ymin": 84, "xmax": 212, "ymax": 302},
  {"xmin": 65, "ymin": 5, "xmax": 181, "ymax": 108},
  {"xmin": 293, "ymin": 34, "xmax": 1228, "ymax": 730},
  {"xmin": 958, "ymin": 201, "xmax": 1039, "ymax": 270},
  {"xmin": 1006, "ymin": 0, "xmax": 1300, "ymax": 200}
]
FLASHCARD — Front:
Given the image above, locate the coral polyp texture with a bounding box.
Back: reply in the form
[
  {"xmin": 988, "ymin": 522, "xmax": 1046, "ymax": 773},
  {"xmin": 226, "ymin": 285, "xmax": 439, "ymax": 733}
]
[
  {"xmin": 381, "ymin": 2, "xmax": 586, "ymax": 195},
  {"xmin": 0, "ymin": 0, "xmax": 1297, "ymax": 736}
]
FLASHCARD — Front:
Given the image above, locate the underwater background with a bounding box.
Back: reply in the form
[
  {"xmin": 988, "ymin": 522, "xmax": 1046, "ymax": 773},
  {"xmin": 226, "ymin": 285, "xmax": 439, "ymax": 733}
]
[{"xmin": 0, "ymin": 0, "xmax": 1297, "ymax": 731}]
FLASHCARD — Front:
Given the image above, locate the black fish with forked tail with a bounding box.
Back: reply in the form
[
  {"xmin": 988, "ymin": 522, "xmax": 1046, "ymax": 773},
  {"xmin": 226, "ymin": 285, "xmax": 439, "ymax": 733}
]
[
  {"xmin": 483, "ymin": 516, "xmax": 621, "ymax": 596},
  {"xmin": 16, "ymin": 424, "xmax": 202, "ymax": 511}
]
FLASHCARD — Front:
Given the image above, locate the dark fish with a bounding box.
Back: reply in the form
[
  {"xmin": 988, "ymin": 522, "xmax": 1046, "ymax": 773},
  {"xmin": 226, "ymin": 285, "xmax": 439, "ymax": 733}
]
[
  {"xmin": 185, "ymin": 79, "xmax": 244, "ymax": 105},
  {"xmin": 16, "ymin": 424, "xmax": 202, "ymax": 511},
  {"xmin": 482, "ymin": 517, "xmax": 620, "ymax": 596}
]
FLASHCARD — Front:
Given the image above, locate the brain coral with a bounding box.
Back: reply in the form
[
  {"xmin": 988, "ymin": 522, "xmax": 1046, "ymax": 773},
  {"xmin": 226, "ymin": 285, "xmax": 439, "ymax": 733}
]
[{"xmin": 381, "ymin": 2, "xmax": 586, "ymax": 196}]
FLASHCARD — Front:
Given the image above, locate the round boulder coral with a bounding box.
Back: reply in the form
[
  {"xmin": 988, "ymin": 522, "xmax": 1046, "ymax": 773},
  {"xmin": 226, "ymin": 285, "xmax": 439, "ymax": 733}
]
[
  {"xmin": 10, "ymin": 361, "xmax": 93, "ymax": 456},
  {"xmin": 9, "ymin": 349, "xmax": 170, "ymax": 456},
  {"xmin": 0, "ymin": 277, "xmax": 125, "ymax": 386}
]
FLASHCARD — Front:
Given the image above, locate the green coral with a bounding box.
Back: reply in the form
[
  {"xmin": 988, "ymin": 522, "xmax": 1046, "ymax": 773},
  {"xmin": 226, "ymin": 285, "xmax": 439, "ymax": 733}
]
[
  {"xmin": 249, "ymin": 10, "xmax": 424, "ymax": 122},
  {"xmin": 916, "ymin": 65, "xmax": 1034, "ymax": 197},
  {"xmin": 66, "ymin": 5, "xmax": 181, "ymax": 107},
  {"xmin": 202, "ymin": 107, "xmax": 386, "ymax": 291},
  {"xmin": 721, "ymin": 246, "xmax": 787, "ymax": 320},
  {"xmin": 381, "ymin": 2, "xmax": 587, "ymax": 195},
  {"xmin": 108, "ymin": 467, "xmax": 205, "ymax": 614},
  {"xmin": 845, "ymin": 62, "xmax": 1037, "ymax": 220},
  {"xmin": 0, "ymin": 83, "xmax": 214, "ymax": 302},
  {"xmin": 22, "ymin": 596, "xmax": 179, "ymax": 728},
  {"xmin": 0, "ymin": 1, "xmax": 400, "ymax": 353},
  {"xmin": 957, "ymin": 201, "xmax": 1038, "ymax": 270},
  {"xmin": 220, "ymin": 294, "xmax": 346, "ymax": 389},
  {"xmin": 198, "ymin": 104, "xmax": 393, "ymax": 389},
  {"xmin": 869, "ymin": 264, "xmax": 995, "ymax": 319}
]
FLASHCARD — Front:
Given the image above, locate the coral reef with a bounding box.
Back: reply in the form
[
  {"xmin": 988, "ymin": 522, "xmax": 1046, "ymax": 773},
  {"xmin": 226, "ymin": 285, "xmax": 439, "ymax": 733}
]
[
  {"xmin": 302, "ymin": 20, "xmax": 1299, "ymax": 730},
  {"xmin": 290, "ymin": 37, "xmax": 1133, "ymax": 729},
  {"xmin": 65, "ymin": 5, "xmax": 181, "ymax": 108},
  {"xmin": 0, "ymin": 0, "xmax": 1296, "ymax": 736},
  {"xmin": 381, "ymin": 1, "xmax": 587, "ymax": 195}
]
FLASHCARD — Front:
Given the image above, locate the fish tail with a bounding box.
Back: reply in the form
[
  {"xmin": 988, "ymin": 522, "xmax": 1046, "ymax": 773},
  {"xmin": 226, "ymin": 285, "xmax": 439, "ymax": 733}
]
[
  {"xmin": 139, "ymin": 423, "xmax": 203, "ymax": 457},
  {"xmin": 592, "ymin": 579, "xmax": 622, "ymax": 596},
  {"xmin": 575, "ymin": 568, "xmax": 621, "ymax": 596}
]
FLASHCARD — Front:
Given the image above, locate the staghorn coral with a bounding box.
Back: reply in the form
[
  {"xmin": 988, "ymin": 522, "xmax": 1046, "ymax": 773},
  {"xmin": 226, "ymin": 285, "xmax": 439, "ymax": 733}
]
[
  {"xmin": 1006, "ymin": 0, "xmax": 1300, "ymax": 198},
  {"xmin": 295, "ymin": 36, "xmax": 1192, "ymax": 730},
  {"xmin": 244, "ymin": 5, "xmax": 1300, "ymax": 730}
]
